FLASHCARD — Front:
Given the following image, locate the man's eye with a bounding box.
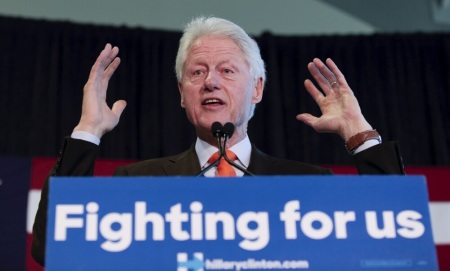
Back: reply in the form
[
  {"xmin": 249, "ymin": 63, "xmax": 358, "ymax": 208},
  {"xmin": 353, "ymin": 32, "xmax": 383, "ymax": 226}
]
[
  {"xmin": 223, "ymin": 69, "xmax": 234, "ymax": 74},
  {"xmin": 194, "ymin": 70, "xmax": 203, "ymax": 75}
]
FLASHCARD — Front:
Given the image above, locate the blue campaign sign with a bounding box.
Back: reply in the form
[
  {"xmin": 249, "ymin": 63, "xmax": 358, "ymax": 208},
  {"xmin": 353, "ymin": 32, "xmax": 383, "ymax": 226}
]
[{"xmin": 46, "ymin": 176, "xmax": 438, "ymax": 271}]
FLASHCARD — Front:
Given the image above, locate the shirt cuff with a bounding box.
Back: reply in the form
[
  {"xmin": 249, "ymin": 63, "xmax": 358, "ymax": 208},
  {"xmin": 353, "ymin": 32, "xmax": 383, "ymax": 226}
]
[
  {"xmin": 352, "ymin": 138, "xmax": 382, "ymax": 154},
  {"xmin": 71, "ymin": 131, "xmax": 100, "ymax": 145}
]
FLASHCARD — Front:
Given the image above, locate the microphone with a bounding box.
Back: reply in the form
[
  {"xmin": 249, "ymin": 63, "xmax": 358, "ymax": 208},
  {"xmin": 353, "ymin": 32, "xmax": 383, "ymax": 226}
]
[
  {"xmin": 195, "ymin": 122, "xmax": 224, "ymax": 177},
  {"xmin": 211, "ymin": 122, "xmax": 225, "ymax": 158},
  {"xmin": 222, "ymin": 122, "xmax": 235, "ymax": 139},
  {"xmin": 211, "ymin": 121, "xmax": 224, "ymax": 138}
]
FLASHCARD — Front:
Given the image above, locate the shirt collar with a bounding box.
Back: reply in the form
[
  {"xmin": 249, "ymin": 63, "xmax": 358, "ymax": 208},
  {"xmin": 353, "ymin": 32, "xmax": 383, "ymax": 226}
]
[{"xmin": 195, "ymin": 135, "xmax": 252, "ymax": 168}]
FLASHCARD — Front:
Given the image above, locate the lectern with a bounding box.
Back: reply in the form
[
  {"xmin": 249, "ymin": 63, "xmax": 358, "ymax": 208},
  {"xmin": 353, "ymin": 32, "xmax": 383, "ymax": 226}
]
[{"xmin": 46, "ymin": 176, "xmax": 438, "ymax": 270}]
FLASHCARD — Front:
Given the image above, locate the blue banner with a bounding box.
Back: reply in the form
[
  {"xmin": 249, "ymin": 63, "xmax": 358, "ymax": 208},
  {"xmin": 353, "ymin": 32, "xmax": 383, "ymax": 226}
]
[{"xmin": 46, "ymin": 176, "xmax": 438, "ymax": 270}]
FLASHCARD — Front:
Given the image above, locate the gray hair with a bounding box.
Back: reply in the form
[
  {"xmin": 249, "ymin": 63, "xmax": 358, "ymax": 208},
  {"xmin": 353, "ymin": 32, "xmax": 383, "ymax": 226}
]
[{"xmin": 175, "ymin": 16, "xmax": 266, "ymax": 84}]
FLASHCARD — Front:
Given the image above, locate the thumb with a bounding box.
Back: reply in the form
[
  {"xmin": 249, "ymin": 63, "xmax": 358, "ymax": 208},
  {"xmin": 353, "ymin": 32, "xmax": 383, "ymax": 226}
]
[
  {"xmin": 296, "ymin": 113, "xmax": 317, "ymax": 128},
  {"xmin": 112, "ymin": 100, "xmax": 127, "ymax": 118}
]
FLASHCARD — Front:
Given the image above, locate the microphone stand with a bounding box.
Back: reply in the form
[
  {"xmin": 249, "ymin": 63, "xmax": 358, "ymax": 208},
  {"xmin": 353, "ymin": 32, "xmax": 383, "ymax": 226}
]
[
  {"xmin": 195, "ymin": 121, "xmax": 254, "ymax": 177},
  {"xmin": 222, "ymin": 133, "xmax": 255, "ymax": 176}
]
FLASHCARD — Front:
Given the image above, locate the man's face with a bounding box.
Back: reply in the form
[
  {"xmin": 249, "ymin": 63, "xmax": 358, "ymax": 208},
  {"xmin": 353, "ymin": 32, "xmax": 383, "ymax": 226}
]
[{"xmin": 178, "ymin": 36, "xmax": 263, "ymax": 141}]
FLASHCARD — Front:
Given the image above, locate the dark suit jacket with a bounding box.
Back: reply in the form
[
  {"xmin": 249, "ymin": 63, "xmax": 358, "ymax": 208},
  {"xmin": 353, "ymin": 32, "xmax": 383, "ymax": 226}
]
[
  {"xmin": 31, "ymin": 137, "xmax": 404, "ymax": 265},
  {"xmin": 113, "ymin": 143, "xmax": 333, "ymax": 176}
]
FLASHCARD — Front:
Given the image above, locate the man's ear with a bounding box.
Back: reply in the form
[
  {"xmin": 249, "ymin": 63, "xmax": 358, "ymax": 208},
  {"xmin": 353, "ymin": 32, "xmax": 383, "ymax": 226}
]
[
  {"xmin": 252, "ymin": 77, "xmax": 264, "ymax": 104},
  {"xmin": 178, "ymin": 82, "xmax": 185, "ymax": 108}
]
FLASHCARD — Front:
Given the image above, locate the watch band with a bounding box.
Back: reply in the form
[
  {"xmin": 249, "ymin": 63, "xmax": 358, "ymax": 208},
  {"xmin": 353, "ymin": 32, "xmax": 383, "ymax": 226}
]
[{"xmin": 345, "ymin": 130, "xmax": 381, "ymax": 153}]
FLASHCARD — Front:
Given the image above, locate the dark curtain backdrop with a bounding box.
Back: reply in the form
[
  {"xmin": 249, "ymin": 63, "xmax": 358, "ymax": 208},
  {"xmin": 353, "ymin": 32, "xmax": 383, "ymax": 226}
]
[{"xmin": 1, "ymin": 16, "xmax": 449, "ymax": 166}]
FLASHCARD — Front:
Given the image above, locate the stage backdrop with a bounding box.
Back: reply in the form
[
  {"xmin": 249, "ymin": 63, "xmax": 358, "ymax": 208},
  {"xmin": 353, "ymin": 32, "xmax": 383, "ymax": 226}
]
[{"xmin": 0, "ymin": 15, "xmax": 449, "ymax": 166}]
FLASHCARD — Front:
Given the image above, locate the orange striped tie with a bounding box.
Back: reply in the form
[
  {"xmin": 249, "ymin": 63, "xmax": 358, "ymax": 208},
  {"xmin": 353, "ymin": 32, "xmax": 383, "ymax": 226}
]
[{"xmin": 208, "ymin": 150, "xmax": 238, "ymax": 176}]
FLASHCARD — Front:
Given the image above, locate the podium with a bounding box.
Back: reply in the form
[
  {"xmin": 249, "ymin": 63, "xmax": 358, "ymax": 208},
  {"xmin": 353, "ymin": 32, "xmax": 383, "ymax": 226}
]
[{"xmin": 46, "ymin": 176, "xmax": 438, "ymax": 270}]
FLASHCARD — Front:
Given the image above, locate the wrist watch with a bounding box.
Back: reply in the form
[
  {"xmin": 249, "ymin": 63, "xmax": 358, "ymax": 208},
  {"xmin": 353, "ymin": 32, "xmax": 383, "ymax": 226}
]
[{"xmin": 345, "ymin": 130, "xmax": 381, "ymax": 153}]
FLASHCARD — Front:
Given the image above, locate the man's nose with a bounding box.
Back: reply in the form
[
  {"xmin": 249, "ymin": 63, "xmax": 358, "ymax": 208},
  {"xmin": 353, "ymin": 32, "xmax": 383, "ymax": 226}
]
[{"xmin": 204, "ymin": 71, "xmax": 220, "ymax": 91}]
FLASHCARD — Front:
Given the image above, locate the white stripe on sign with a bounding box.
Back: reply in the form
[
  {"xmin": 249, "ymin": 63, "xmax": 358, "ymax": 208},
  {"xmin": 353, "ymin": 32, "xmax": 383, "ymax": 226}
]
[
  {"xmin": 25, "ymin": 190, "xmax": 450, "ymax": 245},
  {"xmin": 27, "ymin": 189, "xmax": 41, "ymax": 234},
  {"xmin": 429, "ymin": 202, "xmax": 450, "ymax": 245}
]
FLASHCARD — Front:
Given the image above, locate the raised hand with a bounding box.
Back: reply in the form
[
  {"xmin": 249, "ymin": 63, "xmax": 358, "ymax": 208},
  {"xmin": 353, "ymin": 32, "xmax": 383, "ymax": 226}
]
[
  {"xmin": 296, "ymin": 58, "xmax": 372, "ymax": 141},
  {"xmin": 73, "ymin": 44, "xmax": 127, "ymax": 138}
]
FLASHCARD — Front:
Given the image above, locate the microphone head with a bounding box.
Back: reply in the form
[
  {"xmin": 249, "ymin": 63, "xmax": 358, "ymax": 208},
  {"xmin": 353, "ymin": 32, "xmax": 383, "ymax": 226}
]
[
  {"xmin": 223, "ymin": 122, "xmax": 235, "ymax": 138},
  {"xmin": 211, "ymin": 122, "xmax": 223, "ymax": 138}
]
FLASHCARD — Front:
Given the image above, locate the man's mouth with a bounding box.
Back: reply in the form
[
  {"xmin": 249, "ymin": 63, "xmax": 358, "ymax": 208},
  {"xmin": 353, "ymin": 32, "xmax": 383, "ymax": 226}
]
[{"xmin": 202, "ymin": 98, "xmax": 224, "ymax": 105}]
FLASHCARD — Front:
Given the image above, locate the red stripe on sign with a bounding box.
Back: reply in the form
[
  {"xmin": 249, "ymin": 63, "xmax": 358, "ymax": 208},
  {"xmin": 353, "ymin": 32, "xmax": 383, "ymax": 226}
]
[
  {"xmin": 30, "ymin": 158, "xmax": 57, "ymax": 189},
  {"xmin": 29, "ymin": 158, "xmax": 134, "ymax": 189},
  {"xmin": 94, "ymin": 159, "xmax": 136, "ymax": 176},
  {"xmin": 327, "ymin": 165, "xmax": 358, "ymax": 175},
  {"xmin": 437, "ymin": 245, "xmax": 450, "ymax": 270},
  {"xmin": 405, "ymin": 167, "xmax": 450, "ymax": 201}
]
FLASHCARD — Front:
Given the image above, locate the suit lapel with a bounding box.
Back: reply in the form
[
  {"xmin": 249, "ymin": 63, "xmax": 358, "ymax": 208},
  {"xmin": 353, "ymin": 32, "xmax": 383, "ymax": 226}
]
[
  {"xmin": 247, "ymin": 145, "xmax": 279, "ymax": 175},
  {"xmin": 162, "ymin": 145, "xmax": 202, "ymax": 176},
  {"xmin": 160, "ymin": 144, "xmax": 282, "ymax": 176}
]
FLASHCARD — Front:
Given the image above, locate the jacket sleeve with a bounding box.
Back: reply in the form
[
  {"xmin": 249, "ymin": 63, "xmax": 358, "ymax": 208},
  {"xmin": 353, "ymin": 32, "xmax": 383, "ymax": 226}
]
[
  {"xmin": 31, "ymin": 137, "xmax": 99, "ymax": 266},
  {"xmin": 353, "ymin": 141, "xmax": 405, "ymax": 174}
]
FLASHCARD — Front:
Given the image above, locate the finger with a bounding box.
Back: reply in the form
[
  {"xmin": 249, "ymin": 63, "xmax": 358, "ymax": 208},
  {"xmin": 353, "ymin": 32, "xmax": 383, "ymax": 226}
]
[
  {"xmin": 304, "ymin": 79, "xmax": 324, "ymax": 104},
  {"xmin": 103, "ymin": 46, "xmax": 120, "ymax": 69},
  {"xmin": 88, "ymin": 44, "xmax": 111, "ymax": 80},
  {"xmin": 307, "ymin": 61, "xmax": 333, "ymax": 96},
  {"xmin": 325, "ymin": 58, "xmax": 350, "ymax": 89},
  {"xmin": 103, "ymin": 57, "xmax": 121, "ymax": 81},
  {"xmin": 89, "ymin": 44, "xmax": 118, "ymax": 79},
  {"xmin": 312, "ymin": 58, "xmax": 339, "ymax": 90}
]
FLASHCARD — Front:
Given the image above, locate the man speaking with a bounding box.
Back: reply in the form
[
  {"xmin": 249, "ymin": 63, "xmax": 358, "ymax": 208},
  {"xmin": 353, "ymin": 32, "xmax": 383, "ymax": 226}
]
[{"xmin": 32, "ymin": 16, "xmax": 404, "ymax": 266}]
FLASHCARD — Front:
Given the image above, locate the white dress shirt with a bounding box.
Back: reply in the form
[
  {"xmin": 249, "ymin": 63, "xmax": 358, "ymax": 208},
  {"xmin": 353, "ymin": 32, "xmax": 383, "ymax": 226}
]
[{"xmin": 195, "ymin": 135, "xmax": 252, "ymax": 177}]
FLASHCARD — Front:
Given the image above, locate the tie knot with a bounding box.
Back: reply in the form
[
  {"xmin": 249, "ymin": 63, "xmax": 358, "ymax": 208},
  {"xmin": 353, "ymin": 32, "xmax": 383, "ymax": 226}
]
[
  {"xmin": 208, "ymin": 150, "xmax": 237, "ymax": 163},
  {"xmin": 207, "ymin": 150, "xmax": 238, "ymax": 176}
]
